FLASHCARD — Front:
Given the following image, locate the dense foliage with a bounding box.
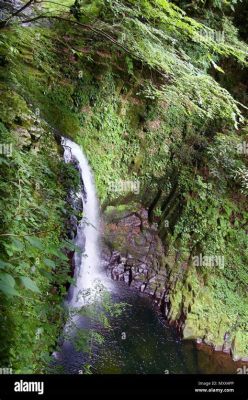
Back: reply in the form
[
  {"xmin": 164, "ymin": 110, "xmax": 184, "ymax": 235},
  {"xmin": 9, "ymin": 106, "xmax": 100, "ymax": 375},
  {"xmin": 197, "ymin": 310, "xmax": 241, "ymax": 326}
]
[{"xmin": 0, "ymin": 0, "xmax": 247, "ymax": 370}]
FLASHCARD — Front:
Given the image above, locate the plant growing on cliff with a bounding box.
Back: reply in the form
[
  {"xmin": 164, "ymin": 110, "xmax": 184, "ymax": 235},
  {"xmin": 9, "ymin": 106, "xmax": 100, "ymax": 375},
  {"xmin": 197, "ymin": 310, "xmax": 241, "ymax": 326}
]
[{"xmin": 0, "ymin": 0, "xmax": 248, "ymax": 368}]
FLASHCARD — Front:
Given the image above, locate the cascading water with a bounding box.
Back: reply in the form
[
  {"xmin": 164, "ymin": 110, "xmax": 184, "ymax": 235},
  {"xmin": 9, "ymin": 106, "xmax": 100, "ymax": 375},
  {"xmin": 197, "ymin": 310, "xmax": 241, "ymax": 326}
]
[
  {"xmin": 62, "ymin": 137, "xmax": 109, "ymax": 307},
  {"xmin": 54, "ymin": 138, "xmax": 241, "ymax": 374}
]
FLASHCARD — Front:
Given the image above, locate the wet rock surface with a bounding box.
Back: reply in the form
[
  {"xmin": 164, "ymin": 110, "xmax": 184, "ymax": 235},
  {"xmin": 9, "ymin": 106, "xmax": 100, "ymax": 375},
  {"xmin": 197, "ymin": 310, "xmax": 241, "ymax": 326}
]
[
  {"xmin": 101, "ymin": 206, "xmax": 169, "ymax": 309},
  {"xmin": 101, "ymin": 205, "xmax": 248, "ymax": 363},
  {"xmin": 0, "ymin": 1, "xmax": 31, "ymax": 20}
]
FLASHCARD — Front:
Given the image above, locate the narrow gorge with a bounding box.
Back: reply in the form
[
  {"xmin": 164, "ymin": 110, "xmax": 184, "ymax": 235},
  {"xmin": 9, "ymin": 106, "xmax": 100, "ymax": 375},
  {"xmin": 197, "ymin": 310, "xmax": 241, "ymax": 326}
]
[{"xmin": 0, "ymin": 0, "xmax": 247, "ymax": 376}]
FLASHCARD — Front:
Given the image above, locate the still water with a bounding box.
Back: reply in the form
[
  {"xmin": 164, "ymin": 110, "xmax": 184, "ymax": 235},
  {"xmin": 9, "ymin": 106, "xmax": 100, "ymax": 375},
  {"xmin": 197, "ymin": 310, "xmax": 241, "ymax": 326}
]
[
  {"xmin": 58, "ymin": 138, "xmax": 243, "ymax": 375},
  {"xmin": 55, "ymin": 282, "xmax": 242, "ymax": 374}
]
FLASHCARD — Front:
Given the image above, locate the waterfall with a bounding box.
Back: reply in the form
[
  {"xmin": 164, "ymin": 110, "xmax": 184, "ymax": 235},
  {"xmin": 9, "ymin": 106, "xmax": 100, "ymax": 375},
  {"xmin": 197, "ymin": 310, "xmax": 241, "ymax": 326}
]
[{"xmin": 62, "ymin": 137, "xmax": 106, "ymax": 307}]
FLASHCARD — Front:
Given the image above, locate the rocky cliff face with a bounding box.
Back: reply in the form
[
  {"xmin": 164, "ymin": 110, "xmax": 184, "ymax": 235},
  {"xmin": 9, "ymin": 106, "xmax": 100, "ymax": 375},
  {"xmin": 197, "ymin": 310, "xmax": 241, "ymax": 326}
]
[
  {"xmin": 0, "ymin": 0, "xmax": 247, "ymax": 369},
  {"xmin": 101, "ymin": 203, "xmax": 248, "ymax": 362},
  {"xmin": 102, "ymin": 207, "xmax": 167, "ymax": 299}
]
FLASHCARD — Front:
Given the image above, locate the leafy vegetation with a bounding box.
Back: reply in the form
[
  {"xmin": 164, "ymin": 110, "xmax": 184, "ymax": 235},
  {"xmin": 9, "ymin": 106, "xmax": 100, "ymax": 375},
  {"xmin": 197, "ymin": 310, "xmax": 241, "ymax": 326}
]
[{"xmin": 0, "ymin": 0, "xmax": 247, "ymax": 370}]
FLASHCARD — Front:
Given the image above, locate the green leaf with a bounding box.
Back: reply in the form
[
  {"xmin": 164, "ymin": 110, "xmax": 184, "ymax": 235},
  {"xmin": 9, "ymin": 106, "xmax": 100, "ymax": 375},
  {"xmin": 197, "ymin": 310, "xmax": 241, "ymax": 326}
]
[
  {"xmin": 0, "ymin": 282, "xmax": 19, "ymax": 297},
  {"xmin": 0, "ymin": 156, "xmax": 10, "ymax": 165},
  {"xmin": 25, "ymin": 236, "xmax": 44, "ymax": 250},
  {"xmin": 19, "ymin": 276, "xmax": 40, "ymax": 293},
  {"xmin": 44, "ymin": 258, "xmax": 56, "ymax": 269},
  {"xmin": 0, "ymin": 273, "xmax": 18, "ymax": 297},
  {"xmin": 40, "ymin": 269, "xmax": 53, "ymax": 279},
  {"xmin": 63, "ymin": 240, "xmax": 81, "ymax": 252},
  {"xmin": 0, "ymin": 272, "xmax": 15, "ymax": 287},
  {"xmin": 47, "ymin": 246, "xmax": 68, "ymax": 261},
  {"xmin": 0, "ymin": 260, "xmax": 12, "ymax": 269},
  {"xmin": 11, "ymin": 237, "xmax": 25, "ymax": 252}
]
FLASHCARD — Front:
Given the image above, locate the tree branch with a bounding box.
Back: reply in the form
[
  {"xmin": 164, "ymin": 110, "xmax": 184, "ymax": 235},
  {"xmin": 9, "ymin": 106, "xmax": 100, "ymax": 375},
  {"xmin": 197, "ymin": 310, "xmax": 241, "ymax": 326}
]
[
  {"xmin": 17, "ymin": 14, "xmax": 171, "ymax": 80},
  {"xmin": 2, "ymin": 0, "xmax": 36, "ymax": 27},
  {"xmin": 11, "ymin": 0, "xmax": 36, "ymax": 17}
]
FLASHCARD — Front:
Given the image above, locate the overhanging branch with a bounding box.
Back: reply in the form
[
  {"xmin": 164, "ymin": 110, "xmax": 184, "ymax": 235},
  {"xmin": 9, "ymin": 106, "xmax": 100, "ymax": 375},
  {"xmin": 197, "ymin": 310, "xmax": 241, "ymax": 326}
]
[{"xmin": 18, "ymin": 14, "xmax": 171, "ymax": 80}]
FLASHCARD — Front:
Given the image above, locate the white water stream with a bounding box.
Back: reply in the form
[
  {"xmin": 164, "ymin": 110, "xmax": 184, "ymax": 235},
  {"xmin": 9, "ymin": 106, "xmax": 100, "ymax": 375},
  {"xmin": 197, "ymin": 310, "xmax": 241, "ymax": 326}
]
[{"xmin": 62, "ymin": 137, "xmax": 109, "ymax": 307}]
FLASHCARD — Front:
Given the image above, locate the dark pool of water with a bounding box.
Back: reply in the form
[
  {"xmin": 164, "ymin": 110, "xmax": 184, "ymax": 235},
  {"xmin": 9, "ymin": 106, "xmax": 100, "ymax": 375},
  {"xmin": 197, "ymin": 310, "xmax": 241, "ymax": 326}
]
[{"xmin": 54, "ymin": 281, "xmax": 244, "ymax": 374}]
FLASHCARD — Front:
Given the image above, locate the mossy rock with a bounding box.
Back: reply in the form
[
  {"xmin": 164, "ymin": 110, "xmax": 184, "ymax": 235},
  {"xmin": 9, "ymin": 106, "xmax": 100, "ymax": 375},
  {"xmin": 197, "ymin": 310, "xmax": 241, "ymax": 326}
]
[{"xmin": 231, "ymin": 331, "xmax": 248, "ymax": 361}]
